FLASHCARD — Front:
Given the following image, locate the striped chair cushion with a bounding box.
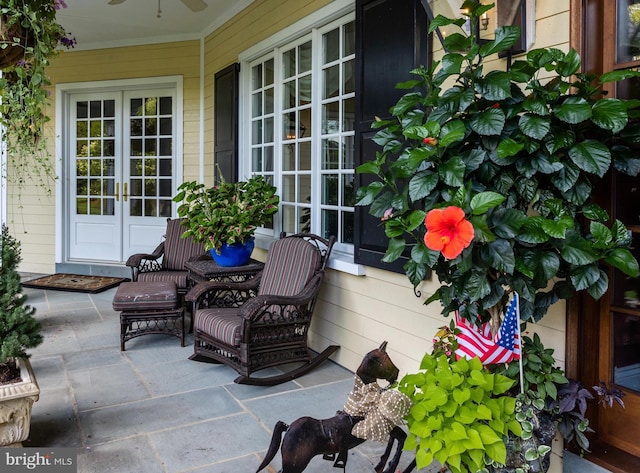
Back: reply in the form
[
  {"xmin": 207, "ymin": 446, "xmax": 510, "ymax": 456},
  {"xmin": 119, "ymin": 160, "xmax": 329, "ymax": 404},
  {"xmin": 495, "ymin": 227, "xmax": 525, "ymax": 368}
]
[
  {"xmin": 194, "ymin": 308, "xmax": 243, "ymax": 346},
  {"xmin": 259, "ymin": 237, "xmax": 321, "ymax": 297},
  {"xmin": 163, "ymin": 218, "xmax": 207, "ymax": 271},
  {"xmin": 138, "ymin": 270, "xmax": 188, "ymax": 290}
]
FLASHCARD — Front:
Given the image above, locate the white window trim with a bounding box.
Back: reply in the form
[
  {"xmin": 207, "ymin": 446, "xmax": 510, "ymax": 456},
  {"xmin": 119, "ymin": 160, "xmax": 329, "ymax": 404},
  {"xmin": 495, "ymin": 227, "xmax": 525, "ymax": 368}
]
[{"xmin": 238, "ymin": 1, "xmax": 365, "ymax": 276}]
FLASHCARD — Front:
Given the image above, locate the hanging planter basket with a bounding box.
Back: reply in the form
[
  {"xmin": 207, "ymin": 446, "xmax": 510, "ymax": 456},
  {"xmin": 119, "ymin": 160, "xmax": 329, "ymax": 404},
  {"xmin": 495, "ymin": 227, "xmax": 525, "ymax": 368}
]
[{"xmin": 0, "ymin": 16, "xmax": 33, "ymax": 70}]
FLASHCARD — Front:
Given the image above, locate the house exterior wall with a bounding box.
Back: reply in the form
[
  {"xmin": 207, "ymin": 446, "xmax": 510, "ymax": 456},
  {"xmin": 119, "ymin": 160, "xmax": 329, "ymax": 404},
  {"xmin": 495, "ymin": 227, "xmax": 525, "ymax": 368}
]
[
  {"xmin": 13, "ymin": 2, "xmax": 572, "ymax": 453},
  {"xmin": 11, "ymin": 40, "xmax": 201, "ymax": 273}
]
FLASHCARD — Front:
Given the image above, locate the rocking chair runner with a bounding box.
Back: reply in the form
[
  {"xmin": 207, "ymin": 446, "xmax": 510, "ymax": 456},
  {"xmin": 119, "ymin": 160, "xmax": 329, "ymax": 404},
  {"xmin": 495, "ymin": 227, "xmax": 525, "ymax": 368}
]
[
  {"xmin": 185, "ymin": 232, "xmax": 338, "ymax": 386},
  {"xmin": 125, "ymin": 218, "xmax": 207, "ymax": 296}
]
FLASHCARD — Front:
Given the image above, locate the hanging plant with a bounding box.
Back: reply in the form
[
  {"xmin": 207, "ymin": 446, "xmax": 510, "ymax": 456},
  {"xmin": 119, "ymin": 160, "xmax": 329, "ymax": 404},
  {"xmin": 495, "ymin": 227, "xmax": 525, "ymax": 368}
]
[{"xmin": 0, "ymin": 0, "xmax": 76, "ymax": 197}]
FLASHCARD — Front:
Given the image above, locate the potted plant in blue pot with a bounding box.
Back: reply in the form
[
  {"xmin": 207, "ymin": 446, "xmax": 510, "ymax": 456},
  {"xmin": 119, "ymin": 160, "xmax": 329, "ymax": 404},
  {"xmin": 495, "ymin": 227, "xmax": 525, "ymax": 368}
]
[{"xmin": 173, "ymin": 174, "xmax": 280, "ymax": 267}]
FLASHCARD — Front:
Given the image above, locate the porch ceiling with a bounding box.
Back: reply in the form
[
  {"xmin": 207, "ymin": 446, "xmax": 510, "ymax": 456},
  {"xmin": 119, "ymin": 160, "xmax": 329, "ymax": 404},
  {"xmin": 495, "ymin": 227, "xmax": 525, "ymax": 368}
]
[{"xmin": 57, "ymin": 0, "xmax": 254, "ymax": 51}]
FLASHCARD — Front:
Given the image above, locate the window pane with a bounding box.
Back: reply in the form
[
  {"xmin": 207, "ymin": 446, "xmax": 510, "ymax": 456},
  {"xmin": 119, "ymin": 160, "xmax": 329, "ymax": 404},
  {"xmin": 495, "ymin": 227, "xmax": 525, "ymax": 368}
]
[
  {"xmin": 299, "ymin": 175, "xmax": 311, "ymax": 203},
  {"xmin": 343, "ymin": 174, "xmax": 355, "ymax": 206},
  {"xmin": 324, "ymin": 65, "xmax": 339, "ymax": 99},
  {"xmin": 283, "ymin": 48, "xmax": 296, "ymax": 79},
  {"xmin": 264, "ymin": 146, "xmax": 274, "ymax": 172},
  {"xmin": 252, "ymin": 92, "xmax": 262, "ymax": 117},
  {"xmin": 265, "ymin": 87, "xmax": 274, "ymax": 114},
  {"xmin": 344, "ymin": 136, "xmax": 355, "ymax": 169},
  {"xmin": 342, "ymin": 211, "xmax": 354, "ymax": 243},
  {"xmin": 299, "ymin": 74, "xmax": 312, "ymax": 106},
  {"xmin": 343, "ymin": 60, "xmax": 354, "ymax": 94},
  {"xmin": 252, "ymin": 64, "xmax": 263, "ymax": 90},
  {"xmin": 283, "ymin": 175, "xmax": 296, "ymax": 201},
  {"xmin": 299, "ymin": 41, "xmax": 312, "ymax": 72},
  {"xmin": 617, "ymin": 1, "xmax": 640, "ymax": 63},
  {"xmin": 159, "ymin": 97, "xmax": 172, "ymax": 115},
  {"xmin": 265, "ymin": 59, "xmax": 274, "ymax": 85},
  {"xmin": 343, "ymin": 97, "xmax": 355, "ymax": 132},
  {"xmin": 323, "ymin": 174, "xmax": 338, "ymax": 205},
  {"xmin": 322, "ymin": 139, "xmax": 339, "ymax": 170},
  {"xmin": 252, "ymin": 148, "xmax": 262, "ymax": 172},
  {"xmin": 299, "ymin": 142, "xmax": 311, "ymax": 170},
  {"xmin": 613, "ymin": 312, "xmax": 640, "ymax": 391},
  {"xmin": 322, "ymin": 209, "xmax": 338, "ymax": 240},
  {"xmin": 130, "ymin": 199, "xmax": 142, "ymax": 216},
  {"xmin": 323, "ymin": 28, "xmax": 339, "ymax": 64},
  {"xmin": 323, "ymin": 102, "xmax": 340, "ymax": 133},
  {"xmin": 282, "ymin": 205, "xmax": 296, "ymax": 233},
  {"xmin": 343, "ymin": 21, "xmax": 355, "ymax": 56},
  {"xmin": 264, "ymin": 117, "xmax": 274, "ymax": 143},
  {"xmin": 283, "ymin": 145, "xmax": 295, "ymax": 171},
  {"xmin": 284, "ymin": 80, "xmax": 296, "ymax": 109},
  {"xmin": 283, "ymin": 112, "xmax": 296, "ymax": 140}
]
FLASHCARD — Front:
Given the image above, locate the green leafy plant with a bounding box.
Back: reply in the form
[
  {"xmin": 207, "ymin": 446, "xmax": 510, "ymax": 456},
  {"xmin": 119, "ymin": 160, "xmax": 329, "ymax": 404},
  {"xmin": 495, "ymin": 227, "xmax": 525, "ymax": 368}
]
[
  {"xmin": 0, "ymin": 0, "xmax": 76, "ymax": 195},
  {"xmin": 496, "ymin": 335, "xmax": 625, "ymax": 459},
  {"xmin": 397, "ymin": 353, "xmax": 521, "ymax": 473},
  {"xmin": 0, "ymin": 225, "xmax": 43, "ymax": 383},
  {"xmin": 356, "ymin": 0, "xmax": 640, "ymax": 324},
  {"xmin": 173, "ymin": 174, "xmax": 280, "ymax": 253}
]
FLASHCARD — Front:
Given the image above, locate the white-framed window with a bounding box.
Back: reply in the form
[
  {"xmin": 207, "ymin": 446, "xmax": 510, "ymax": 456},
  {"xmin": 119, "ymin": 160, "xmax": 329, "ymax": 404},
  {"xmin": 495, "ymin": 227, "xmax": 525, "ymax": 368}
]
[{"xmin": 242, "ymin": 14, "xmax": 356, "ymax": 253}]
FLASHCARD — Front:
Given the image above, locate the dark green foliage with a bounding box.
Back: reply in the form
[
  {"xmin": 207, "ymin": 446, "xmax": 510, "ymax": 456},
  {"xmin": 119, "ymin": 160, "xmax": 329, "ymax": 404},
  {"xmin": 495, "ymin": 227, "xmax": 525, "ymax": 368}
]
[
  {"xmin": 356, "ymin": 1, "xmax": 640, "ymax": 324},
  {"xmin": 173, "ymin": 174, "xmax": 280, "ymax": 253},
  {"xmin": 0, "ymin": 225, "xmax": 43, "ymax": 363}
]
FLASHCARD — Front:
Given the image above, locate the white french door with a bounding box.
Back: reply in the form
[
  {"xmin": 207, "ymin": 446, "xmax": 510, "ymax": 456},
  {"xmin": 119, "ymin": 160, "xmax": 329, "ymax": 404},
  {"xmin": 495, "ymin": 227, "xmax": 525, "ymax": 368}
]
[{"xmin": 68, "ymin": 88, "xmax": 177, "ymax": 262}]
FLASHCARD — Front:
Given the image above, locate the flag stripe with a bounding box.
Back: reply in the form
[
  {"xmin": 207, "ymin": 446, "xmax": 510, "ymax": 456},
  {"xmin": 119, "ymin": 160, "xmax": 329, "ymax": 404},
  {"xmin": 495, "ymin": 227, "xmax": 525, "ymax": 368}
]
[
  {"xmin": 454, "ymin": 293, "xmax": 521, "ymax": 365},
  {"xmin": 454, "ymin": 312, "xmax": 493, "ymax": 360},
  {"xmin": 480, "ymin": 293, "xmax": 521, "ymax": 364}
]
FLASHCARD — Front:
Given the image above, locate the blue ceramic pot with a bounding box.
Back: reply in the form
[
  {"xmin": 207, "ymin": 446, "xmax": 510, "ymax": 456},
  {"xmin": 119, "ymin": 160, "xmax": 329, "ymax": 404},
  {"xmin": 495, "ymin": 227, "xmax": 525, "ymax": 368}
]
[{"xmin": 210, "ymin": 237, "xmax": 255, "ymax": 267}]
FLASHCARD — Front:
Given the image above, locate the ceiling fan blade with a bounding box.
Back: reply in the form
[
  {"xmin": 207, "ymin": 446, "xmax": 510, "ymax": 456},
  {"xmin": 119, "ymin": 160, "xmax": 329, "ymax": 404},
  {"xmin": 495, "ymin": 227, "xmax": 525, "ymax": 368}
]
[
  {"xmin": 181, "ymin": 0, "xmax": 208, "ymax": 12},
  {"xmin": 108, "ymin": 0, "xmax": 127, "ymax": 5}
]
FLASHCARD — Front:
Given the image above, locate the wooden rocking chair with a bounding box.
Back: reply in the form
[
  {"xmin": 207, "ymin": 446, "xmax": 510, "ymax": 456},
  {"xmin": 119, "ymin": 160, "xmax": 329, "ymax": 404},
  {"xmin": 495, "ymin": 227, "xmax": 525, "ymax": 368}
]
[{"xmin": 185, "ymin": 232, "xmax": 338, "ymax": 385}]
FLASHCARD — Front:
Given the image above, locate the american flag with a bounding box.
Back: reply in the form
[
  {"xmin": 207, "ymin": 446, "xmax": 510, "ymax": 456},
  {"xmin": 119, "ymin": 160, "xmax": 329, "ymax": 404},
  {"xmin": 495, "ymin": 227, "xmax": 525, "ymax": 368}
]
[
  {"xmin": 481, "ymin": 293, "xmax": 521, "ymax": 364},
  {"xmin": 454, "ymin": 311, "xmax": 493, "ymax": 360},
  {"xmin": 455, "ymin": 293, "xmax": 521, "ymax": 364}
]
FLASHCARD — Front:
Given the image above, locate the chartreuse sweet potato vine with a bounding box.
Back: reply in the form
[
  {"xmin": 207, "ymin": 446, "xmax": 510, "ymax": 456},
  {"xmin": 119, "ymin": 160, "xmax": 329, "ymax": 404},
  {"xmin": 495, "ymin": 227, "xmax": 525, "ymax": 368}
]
[
  {"xmin": 397, "ymin": 354, "xmax": 521, "ymax": 472},
  {"xmin": 356, "ymin": 1, "xmax": 640, "ymax": 324}
]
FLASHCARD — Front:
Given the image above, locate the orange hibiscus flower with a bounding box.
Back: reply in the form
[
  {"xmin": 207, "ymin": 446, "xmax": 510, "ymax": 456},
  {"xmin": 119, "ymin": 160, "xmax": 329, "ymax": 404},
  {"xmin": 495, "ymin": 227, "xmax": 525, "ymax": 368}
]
[{"xmin": 424, "ymin": 206, "xmax": 474, "ymax": 259}]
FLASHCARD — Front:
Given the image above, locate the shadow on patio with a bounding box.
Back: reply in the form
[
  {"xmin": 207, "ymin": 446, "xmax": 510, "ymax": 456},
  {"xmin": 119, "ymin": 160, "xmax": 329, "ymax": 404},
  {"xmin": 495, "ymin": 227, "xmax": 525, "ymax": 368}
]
[{"xmin": 20, "ymin": 279, "xmax": 425, "ymax": 473}]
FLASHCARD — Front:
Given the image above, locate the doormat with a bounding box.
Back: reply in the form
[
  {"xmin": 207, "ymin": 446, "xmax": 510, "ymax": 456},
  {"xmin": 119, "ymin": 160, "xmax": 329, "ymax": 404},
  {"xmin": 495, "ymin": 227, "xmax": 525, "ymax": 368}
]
[{"xmin": 22, "ymin": 274, "xmax": 129, "ymax": 294}]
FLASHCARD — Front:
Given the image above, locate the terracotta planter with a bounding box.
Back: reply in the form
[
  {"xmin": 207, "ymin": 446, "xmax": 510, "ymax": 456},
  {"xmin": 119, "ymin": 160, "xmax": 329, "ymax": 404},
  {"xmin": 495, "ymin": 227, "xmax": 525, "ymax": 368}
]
[{"xmin": 0, "ymin": 358, "xmax": 40, "ymax": 447}]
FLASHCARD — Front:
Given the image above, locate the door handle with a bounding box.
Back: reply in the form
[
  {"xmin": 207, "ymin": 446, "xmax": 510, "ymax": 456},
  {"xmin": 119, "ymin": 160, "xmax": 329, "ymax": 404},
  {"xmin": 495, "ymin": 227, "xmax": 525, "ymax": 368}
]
[
  {"xmin": 115, "ymin": 182, "xmax": 120, "ymax": 202},
  {"xmin": 123, "ymin": 182, "xmax": 128, "ymax": 202}
]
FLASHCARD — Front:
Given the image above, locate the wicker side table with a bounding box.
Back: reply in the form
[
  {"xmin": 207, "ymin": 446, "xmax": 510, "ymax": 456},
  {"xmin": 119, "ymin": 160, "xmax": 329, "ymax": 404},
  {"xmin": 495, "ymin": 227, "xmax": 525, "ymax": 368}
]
[{"xmin": 185, "ymin": 258, "xmax": 264, "ymax": 287}]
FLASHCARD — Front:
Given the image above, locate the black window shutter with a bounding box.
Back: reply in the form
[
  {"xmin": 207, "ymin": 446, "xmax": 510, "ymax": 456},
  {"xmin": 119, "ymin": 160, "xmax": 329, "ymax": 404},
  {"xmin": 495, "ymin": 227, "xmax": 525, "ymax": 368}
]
[
  {"xmin": 354, "ymin": 0, "xmax": 430, "ymax": 272},
  {"xmin": 214, "ymin": 63, "xmax": 240, "ymax": 183}
]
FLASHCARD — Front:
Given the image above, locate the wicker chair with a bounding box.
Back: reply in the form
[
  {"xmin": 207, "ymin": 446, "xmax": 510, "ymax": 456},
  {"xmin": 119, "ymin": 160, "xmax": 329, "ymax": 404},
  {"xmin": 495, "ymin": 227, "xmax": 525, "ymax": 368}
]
[
  {"xmin": 185, "ymin": 232, "xmax": 338, "ymax": 385},
  {"xmin": 125, "ymin": 218, "xmax": 207, "ymax": 296}
]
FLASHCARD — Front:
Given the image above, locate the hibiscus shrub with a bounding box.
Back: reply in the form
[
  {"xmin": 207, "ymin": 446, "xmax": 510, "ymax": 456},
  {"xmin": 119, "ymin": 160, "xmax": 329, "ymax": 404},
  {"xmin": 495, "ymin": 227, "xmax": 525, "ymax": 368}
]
[{"xmin": 356, "ymin": 1, "xmax": 640, "ymax": 323}]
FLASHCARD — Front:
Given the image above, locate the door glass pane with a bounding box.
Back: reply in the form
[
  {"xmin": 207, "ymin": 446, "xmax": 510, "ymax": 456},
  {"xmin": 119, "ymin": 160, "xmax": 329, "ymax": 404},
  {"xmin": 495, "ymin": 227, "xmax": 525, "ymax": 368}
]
[
  {"xmin": 128, "ymin": 95, "xmax": 174, "ymax": 218},
  {"xmin": 617, "ymin": 1, "xmax": 640, "ymax": 63},
  {"xmin": 613, "ymin": 312, "xmax": 640, "ymax": 392},
  {"xmin": 74, "ymin": 99, "xmax": 116, "ymax": 216}
]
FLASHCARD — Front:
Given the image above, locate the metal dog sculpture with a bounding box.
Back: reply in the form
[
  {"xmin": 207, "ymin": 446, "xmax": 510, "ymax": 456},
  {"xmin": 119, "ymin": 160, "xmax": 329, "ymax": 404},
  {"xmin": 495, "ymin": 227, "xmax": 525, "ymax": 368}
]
[{"xmin": 255, "ymin": 341, "xmax": 410, "ymax": 473}]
